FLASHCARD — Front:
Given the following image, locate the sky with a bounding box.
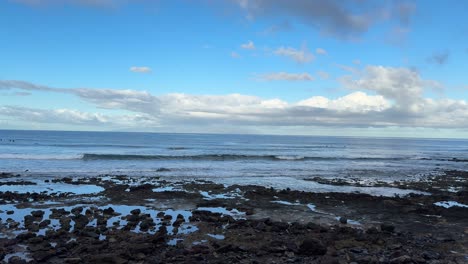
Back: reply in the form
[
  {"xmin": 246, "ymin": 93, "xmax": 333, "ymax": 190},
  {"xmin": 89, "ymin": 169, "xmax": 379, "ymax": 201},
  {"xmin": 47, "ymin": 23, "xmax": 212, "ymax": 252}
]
[{"xmin": 0, "ymin": 0, "xmax": 468, "ymax": 138}]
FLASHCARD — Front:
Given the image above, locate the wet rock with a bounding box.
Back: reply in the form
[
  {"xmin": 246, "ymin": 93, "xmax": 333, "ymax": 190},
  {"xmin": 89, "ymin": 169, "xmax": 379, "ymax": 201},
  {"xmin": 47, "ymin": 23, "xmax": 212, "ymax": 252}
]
[
  {"xmin": 39, "ymin": 219, "xmax": 51, "ymax": 228},
  {"xmin": 6, "ymin": 210, "xmax": 14, "ymax": 215},
  {"xmin": 102, "ymin": 207, "xmax": 115, "ymax": 215},
  {"xmin": 130, "ymin": 208, "xmax": 141, "ymax": 215},
  {"xmin": 71, "ymin": 207, "xmax": 83, "ymax": 215},
  {"xmin": 72, "ymin": 214, "xmax": 89, "ymax": 230},
  {"xmin": 31, "ymin": 210, "xmax": 45, "ymax": 218},
  {"xmin": 339, "ymin": 217, "xmax": 348, "ymax": 224},
  {"xmin": 126, "ymin": 214, "xmax": 140, "ymax": 222},
  {"xmin": 157, "ymin": 212, "xmax": 165, "ymax": 218},
  {"xmin": 59, "ymin": 216, "xmax": 72, "ymax": 231},
  {"xmin": 298, "ymin": 238, "xmax": 327, "ymax": 256},
  {"xmin": 50, "ymin": 208, "xmax": 70, "ymax": 218}
]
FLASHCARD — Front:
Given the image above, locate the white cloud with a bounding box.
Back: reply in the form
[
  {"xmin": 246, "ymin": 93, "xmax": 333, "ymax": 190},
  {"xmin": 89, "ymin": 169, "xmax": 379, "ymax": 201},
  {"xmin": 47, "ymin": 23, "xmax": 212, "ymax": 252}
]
[
  {"xmin": 130, "ymin": 66, "xmax": 152, "ymax": 73},
  {"xmin": 256, "ymin": 72, "xmax": 314, "ymax": 81},
  {"xmin": 297, "ymin": 92, "xmax": 389, "ymax": 112},
  {"xmin": 1, "ymin": 72, "xmax": 468, "ymax": 131},
  {"xmin": 339, "ymin": 65, "xmax": 442, "ymax": 109},
  {"xmin": 315, "ymin": 48, "xmax": 327, "ymax": 55},
  {"xmin": 240, "ymin": 40, "xmax": 255, "ymax": 50},
  {"xmin": 274, "ymin": 45, "xmax": 314, "ymax": 63}
]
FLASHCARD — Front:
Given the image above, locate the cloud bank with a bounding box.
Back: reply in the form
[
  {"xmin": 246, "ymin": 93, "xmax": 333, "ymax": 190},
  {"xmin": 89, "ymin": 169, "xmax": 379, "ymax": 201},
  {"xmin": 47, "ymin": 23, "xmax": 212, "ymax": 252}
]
[{"xmin": 1, "ymin": 65, "xmax": 467, "ymax": 132}]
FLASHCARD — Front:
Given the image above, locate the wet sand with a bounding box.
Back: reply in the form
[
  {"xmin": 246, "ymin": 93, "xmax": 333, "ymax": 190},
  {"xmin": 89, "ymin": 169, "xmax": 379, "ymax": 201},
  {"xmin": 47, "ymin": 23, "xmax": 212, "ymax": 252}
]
[{"xmin": 0, "ymin": 171, "xmax": 467, "ymax": 263}]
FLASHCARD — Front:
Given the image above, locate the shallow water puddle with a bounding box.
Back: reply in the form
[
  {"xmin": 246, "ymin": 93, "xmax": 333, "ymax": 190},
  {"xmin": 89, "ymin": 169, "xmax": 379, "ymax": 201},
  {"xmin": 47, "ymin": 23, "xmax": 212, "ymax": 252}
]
[
  {"xmin": 2, "ymin": 244, "xmax": 32, "ymax": 263},
  {"xmin": 0, "ymin": 203, "xmax": 198, "ymax": 238}
]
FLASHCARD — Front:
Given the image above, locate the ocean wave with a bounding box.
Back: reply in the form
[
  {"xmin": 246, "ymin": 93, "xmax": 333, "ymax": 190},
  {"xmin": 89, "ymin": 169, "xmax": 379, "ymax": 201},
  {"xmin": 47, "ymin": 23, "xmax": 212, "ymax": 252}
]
[
  {"xmin": 0, "ymin": 154, "xmax": 81, "ymax": 160},
  {"xmin": 80, "ymin": 153, "xmax": 412, "ymax": 162}
]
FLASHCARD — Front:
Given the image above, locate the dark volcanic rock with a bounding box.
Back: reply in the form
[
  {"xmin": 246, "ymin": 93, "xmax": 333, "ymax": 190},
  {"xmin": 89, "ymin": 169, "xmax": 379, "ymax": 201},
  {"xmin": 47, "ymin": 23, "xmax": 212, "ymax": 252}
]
[
  {"xmin": 298, "ymin": 238, "xmax": 327, "ymax": 256},
  {"xmin": 381, "ymin": 223, "xmax": 395, "ymax": 233},
  {"xmin": 90, "ymin": 254, "xmax": 128, "ymax": 264},
  {"xmin": 31, "ymin": 210, "xmax": 45, "ymax": 218}
]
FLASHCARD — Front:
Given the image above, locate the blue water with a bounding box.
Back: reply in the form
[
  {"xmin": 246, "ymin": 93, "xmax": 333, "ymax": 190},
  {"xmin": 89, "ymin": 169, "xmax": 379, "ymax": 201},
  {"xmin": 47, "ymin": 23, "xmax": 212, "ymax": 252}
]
[{"xmin": 0, "ymin": 130, "xmax": 467, "ymax": 182}]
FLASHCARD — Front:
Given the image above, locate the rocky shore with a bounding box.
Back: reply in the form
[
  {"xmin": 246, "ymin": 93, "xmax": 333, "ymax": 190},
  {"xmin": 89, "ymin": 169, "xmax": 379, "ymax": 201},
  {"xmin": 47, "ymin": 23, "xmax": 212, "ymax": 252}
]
[{"xmin": 0, "ymin": 171, "xmax": 467, "ymax": 263}]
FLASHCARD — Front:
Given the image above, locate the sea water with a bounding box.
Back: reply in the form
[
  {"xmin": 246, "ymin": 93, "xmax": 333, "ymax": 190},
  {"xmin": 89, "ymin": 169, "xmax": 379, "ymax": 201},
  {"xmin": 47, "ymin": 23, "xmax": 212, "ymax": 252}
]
[{"xmin": 0, "ymin": 130, "xmax": 467, "ymax": 184}]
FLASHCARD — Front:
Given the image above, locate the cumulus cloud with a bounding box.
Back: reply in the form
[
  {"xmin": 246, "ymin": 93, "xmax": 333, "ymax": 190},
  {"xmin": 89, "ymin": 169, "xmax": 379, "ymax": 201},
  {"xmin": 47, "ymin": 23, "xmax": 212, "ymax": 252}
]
[
  {"xmin": 339, "ymin": 65, "xmax": 443, "ymax": 111},
  {"xmin": 315, "ymin": 48, "xmax": 327, "ymax": 55},
  {"xmin": 274, "ymin": 45, "xmax": 314, "ymax": 63},
  {"xmin": 427, "ymin": 50, "xmax": 450, "ymax": 65},
  {"xmin": 130, "ymin": 66, "xmax": 152, "ymax": 73},
  {"xmin": 1, "ymin": 72, "xmax": 467, "ymax": 130},
  {"xmin": 256, "ymin": 72, "xmax": 314, "ymax": 81},
  {"xmin": 233, "ymin": 0, "xmax": 416, "ymax": 40},
  {"xmin": 240, "ymin": 40, "xmax": 255, "ymax": 50}
]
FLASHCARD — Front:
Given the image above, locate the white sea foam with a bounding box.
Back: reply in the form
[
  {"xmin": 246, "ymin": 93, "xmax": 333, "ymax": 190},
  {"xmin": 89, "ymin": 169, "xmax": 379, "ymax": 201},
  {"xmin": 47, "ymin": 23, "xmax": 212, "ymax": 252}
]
[
  {"xmin": 434, "ymin": 201, "xmax": 468, "ymax": 208},
  {"xmin": 0, "ymin": 183, "xmax": 104, "ymax": 195},
  {"xmin": 209, "ymin": 176, "xmax": 430, "ymax": 197}
]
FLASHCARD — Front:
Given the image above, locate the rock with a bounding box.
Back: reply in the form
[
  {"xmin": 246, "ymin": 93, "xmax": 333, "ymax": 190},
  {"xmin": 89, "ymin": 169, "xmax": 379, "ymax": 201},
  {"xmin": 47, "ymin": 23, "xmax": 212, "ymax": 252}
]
[
  {"xmin": 83, "ymin": 231, "xmax": 100, "ymax": 239},
  {"xmin": 71, "ymin": 206, "xmax": 83, "ymax": 215},
  {"xmin": 16, "ymin": 232, "xmax": 36, "ymax": 241},
  {"xmin": 129, "ymin": 243, "xmax": 154, "ymax": 254},
  {"xmin": 50, "ymin": 208, "xmax": 70, "ymax": 218},
  {"xmin": 31, "ymin": 210, "xmax": 45, "ymax": 218},
  {"xmin": 298, "ymin": 238, "xmax": 327, "ymax": 256},
  {"xmin": 6, "ymin": 210, "xmax": 14, "ymax": 215},
  {"xmin": 64, "ymin": 258, "xmax": 82, "ymax": 263},
  {"xmin": 389, "ymin": 255, "xmax": 412, "ymax": 264},
  {"xmin": 72, "ymin": 214, "xmax": 89, "ymax": 230},
  {"xmin": 130, "ymin": 209, "xmax": 141, "ymax": 215},
  {"xmin": 32, "ymin": 249, "xmax": 56, "ymax": 262},
  {"xmin": 339, "ymin": 217, "xmax": 348, "ymax": 224},
  {"xmin": 39, "ymin": 219, "xmax": 51, "ymax": 228},
  {"xmin": 28, "ymin": 237, "xmax": 44, "ymax": 244},
  {"xmin": 103, "ymin": 207, "xmax": 115, "ymax": 215},
  {"xmin": 126, "ymin": 214, "xmax": 139, "ymax": 222},
  {"xmin": 134, "ymin": 253, "xmax": 146, "ymax": 260},
  {"xmin": 381, "ymin": 223, "xmax": 395, "ymax": 233},
  {"xmin": 90, "ymin": 254, "xmax": 128, "ymax": 264},
  {"xmin": 422, "ymin": 250, "xmax": 440, "ymax": 260}
]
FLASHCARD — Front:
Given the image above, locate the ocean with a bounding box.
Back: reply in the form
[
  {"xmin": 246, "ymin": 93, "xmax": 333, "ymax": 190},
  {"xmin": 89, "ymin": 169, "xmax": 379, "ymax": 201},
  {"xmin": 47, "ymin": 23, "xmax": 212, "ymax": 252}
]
[{"xmin": 0, "ymin": 130, "xmax": 467, "ymax": 184}]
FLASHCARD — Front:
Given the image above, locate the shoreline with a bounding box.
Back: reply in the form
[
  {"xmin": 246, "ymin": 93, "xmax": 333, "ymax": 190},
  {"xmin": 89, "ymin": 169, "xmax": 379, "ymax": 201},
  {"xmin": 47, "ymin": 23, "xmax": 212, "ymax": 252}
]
[{"xmin": 0, "ymin": 171, "xmax": 467, "ymax": 263}]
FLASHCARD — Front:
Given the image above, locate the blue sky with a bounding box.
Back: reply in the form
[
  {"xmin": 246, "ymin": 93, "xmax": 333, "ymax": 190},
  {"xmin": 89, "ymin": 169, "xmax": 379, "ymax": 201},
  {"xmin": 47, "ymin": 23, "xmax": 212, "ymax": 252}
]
[{"xmin": 1, "ymin": 0, "xmax": 468, "ymax": 138}]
